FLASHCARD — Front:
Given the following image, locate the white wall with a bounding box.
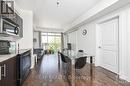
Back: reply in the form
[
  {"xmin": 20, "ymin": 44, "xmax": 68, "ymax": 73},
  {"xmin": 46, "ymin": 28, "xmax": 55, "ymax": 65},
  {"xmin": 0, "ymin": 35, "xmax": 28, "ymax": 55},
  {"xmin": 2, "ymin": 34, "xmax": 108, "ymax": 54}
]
[
  {"xmin": 76, "ymin": 23, "xmax": 96, "ymax": 55},
  {"xmin": 67, "ymin": 22, "xmax": 96, "ymax": 55},
  {"xmin": 63, "ymin": 34, "xmax": 68, "ymax": 49},
  {"xmin": 16, "ymin": 10, "xmax": 33, "ymax": 50},
  {"xmin": 67, "ymin": 4, "xmax": 130, "ymax": 82},
  {"xmin": 33, "ymin": 31, "xmax": 40, "ymax": 48},
  {"xmin": 126, "ymin": 8, "xmax": 130, "ymax": 82},
  {"xmin": 68, "ymin": 31, "xmax": 77, "ymax": 52}
]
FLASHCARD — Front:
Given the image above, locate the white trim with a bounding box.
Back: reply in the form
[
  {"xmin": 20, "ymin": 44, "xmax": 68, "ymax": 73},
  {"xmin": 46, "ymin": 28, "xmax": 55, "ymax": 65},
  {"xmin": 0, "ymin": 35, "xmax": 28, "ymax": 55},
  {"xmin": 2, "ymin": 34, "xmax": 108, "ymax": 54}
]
[{"xmin": 118, "ymin": 11, "xmax": 128, "ymax": 81}]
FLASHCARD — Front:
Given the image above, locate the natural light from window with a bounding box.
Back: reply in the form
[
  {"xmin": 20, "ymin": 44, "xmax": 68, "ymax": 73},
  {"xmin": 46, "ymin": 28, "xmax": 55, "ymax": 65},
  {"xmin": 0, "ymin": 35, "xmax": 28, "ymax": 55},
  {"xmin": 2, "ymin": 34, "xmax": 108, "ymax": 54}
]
[{"xmin": 41, "ymin": 32, "xmax": 61, "ymax": 53}]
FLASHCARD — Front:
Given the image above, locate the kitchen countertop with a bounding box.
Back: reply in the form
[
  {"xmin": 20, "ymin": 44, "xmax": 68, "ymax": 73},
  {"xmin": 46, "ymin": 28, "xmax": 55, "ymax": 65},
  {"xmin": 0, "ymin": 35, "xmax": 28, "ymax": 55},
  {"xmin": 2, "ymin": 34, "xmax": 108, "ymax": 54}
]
[
  {"xmin": 17, "ymin": 49, "xmax": 31, "ymax": 54},
  {"xmin": 0, "ymin": 49, "xmax": 31, "ymax": 62}
]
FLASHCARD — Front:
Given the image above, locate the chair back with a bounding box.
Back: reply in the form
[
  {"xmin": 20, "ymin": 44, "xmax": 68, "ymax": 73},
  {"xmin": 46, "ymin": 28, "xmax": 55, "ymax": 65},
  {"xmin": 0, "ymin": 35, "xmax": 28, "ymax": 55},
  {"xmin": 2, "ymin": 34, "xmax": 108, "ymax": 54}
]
[
  {"xmin": 60, "ymin": 53, "xmax": 67, "ymax": 63},
  {"xmin": 78, "ymin": 50, "xmax": 84, "ymax": 53},
  {"xmin": 60, "ymin": 53, "xmax": 71, "ymax": 63},
  {"xmin": 75, "ymin": 57, "xmax": 87, "ymax": 69}
]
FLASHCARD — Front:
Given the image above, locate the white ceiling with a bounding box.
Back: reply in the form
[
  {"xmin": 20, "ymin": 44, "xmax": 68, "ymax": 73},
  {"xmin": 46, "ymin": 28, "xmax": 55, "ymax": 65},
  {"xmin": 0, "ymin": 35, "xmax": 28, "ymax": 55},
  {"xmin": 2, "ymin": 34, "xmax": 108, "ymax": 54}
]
[{"xmin": 15, "ymin": 0, "xmax": 99, "ymax": 29}]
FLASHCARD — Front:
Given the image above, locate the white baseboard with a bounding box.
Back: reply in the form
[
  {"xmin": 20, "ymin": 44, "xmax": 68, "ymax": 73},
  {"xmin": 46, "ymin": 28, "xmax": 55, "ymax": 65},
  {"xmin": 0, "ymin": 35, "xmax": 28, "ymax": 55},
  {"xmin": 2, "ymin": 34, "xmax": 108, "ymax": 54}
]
[
  {"xmin": 119, "ymin": 74, "xmax": 127, "ymax": 80},
  {"xmin": 119, "ymin": 74, "xmax": 130, "ymax": 82},
  {"xmin": 30, "ymin": 64, "xmax": 35, "ymax": 69}
]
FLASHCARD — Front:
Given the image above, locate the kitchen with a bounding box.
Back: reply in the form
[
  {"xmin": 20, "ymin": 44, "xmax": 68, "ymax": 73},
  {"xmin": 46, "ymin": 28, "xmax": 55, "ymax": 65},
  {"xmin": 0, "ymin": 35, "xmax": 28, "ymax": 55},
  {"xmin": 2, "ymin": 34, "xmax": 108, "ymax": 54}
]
[
  {"xmin": 0, "ymin": 0, "xmax": 130, "ymax": 86},
  {"xmin": 0, "ymin": 0, "xmax": 33, "ymax": 86}
]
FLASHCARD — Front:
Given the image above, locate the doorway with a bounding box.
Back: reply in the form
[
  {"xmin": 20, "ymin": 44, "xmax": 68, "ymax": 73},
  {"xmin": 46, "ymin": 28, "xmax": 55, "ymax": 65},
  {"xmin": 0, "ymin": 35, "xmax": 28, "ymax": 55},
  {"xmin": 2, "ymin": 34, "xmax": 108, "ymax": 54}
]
[{"xmin": 97, "ymin": 17, "xmax": 119, "ymax": 73}]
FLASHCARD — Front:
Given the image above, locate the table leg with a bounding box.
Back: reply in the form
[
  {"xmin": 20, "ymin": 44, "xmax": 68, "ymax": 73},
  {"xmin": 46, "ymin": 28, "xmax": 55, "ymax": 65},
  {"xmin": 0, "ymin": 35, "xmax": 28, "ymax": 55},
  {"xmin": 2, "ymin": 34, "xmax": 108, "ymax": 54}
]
[
  {"xmin": 71, "ymin": 60, "xmax": 75, "ymax": 86},
  {"xmin": 72, "ymin": 65, "xmax": 75, "ymax": 86},
  {"xmin": 90, "ymin": 56, "xmax": 93, "ymax": 77},
  {"xmin": 58, "ymin": 55, "xmax": 60, "ymax": 72},
  {"xmin": 90, "ymin": 56, "xmax": 93, "ymax": 64}
]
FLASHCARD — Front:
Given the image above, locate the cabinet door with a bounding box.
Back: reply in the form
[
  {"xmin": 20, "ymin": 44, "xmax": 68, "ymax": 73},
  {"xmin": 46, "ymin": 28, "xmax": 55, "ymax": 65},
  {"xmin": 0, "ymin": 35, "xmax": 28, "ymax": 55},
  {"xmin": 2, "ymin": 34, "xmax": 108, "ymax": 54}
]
[
  {"xmin": 0, "ymin": 0, "xmax": 2, "ymax": 15},
  {"xmin": 6, "ymin": 57, "xmax": 17, "ymax": 86},
  {"xmin": 0, "ymin": 63, "xmax": 2, "ymax": 86},
  {"xmin": 1, "ymin": 57, "xmax": 17, "ymax": 86}
]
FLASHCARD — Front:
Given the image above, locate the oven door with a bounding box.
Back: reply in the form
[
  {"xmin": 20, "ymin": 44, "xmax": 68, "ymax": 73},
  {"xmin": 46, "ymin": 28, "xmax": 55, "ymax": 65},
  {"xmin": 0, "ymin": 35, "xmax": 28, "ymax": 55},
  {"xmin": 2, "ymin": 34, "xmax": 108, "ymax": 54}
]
[{"xmin": 2, "ymin": 19, "xmax": 20, "ymax": 36}]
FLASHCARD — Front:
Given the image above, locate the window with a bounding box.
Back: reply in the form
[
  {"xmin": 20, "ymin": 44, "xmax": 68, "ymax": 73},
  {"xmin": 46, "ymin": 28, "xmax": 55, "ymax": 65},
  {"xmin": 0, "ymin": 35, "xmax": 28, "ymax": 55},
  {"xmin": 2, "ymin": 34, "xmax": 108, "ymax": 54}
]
[
  {"xmin": 48, "ymin": 36, "xmax": 54, "ymax": 43},
  {"xmin": 42, "ymin": 33, "xmax": 47, "ymax": 35},
  {"xmin": 41, "ymin": 32, "xmax": 61, "ymax": 52},
  {"xmin": 42, "ymin": 36, "xmax": 47, "ymax": 43},
  {"xmin": 48, "ymin": 33, "xmax": 55, "ymax": 36}
]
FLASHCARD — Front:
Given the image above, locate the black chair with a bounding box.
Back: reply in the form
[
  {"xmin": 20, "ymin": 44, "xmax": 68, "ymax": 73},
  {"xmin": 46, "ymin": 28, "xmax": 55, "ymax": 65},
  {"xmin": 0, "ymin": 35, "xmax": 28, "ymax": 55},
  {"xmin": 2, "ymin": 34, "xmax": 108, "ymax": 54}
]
[
  {"xmin": 75, "ymin": 57, "xmax": 87, "ymax": 76},
  {"xmin": 60, "ymin": 53, "xmax": 68, "ymax": 63},
  {"xmin": 78, "ymin": 50, "xmax": 84, "ymax": 53},
  {"xmin": 59, "ymin": 52, "xmax": 71, "ymax": 76},
  {"xmin": 75, "ymin": 57, "xmax": 87, "ymax": 69}
]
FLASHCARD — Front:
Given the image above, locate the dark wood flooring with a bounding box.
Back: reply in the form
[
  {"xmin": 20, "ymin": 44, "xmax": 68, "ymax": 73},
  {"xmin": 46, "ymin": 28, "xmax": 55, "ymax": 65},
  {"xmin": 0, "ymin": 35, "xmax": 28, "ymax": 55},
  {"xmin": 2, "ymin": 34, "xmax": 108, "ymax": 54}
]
[{"xmin": 23, "ymin": 54, "xmax": 130, "ymax": 86}]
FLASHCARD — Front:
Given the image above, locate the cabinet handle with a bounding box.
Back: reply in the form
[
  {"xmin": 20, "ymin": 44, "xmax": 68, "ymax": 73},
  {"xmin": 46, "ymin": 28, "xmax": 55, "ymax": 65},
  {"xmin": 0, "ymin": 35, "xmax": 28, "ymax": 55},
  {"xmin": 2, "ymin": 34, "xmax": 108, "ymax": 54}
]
[
  {"xmin": 0, "ymin": 66, "xmax": 1, "ymax": 80},
  {"xmin": 1, "ymin": 64, "xmax": 6, "ymax": 77}
]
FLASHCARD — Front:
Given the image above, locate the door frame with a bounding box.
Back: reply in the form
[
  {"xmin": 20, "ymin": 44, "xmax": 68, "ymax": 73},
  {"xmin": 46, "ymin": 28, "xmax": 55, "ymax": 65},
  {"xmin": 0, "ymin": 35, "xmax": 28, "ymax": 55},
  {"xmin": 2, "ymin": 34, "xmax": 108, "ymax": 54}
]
[
  {"xmin": 96, "ymin": 15, "xmax": 120, "ymax": 75},
  {"xmin": 96, "ymin": 12, "xmax": 128, "ymax": 80}
]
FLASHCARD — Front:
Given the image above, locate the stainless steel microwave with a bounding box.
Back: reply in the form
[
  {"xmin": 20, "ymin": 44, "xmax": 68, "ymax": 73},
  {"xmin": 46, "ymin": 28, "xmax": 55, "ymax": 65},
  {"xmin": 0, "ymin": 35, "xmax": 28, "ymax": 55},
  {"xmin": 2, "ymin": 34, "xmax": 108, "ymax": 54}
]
[{"xmin": 0, "ymin": 18, "xmax": 20, "ymax": 37}]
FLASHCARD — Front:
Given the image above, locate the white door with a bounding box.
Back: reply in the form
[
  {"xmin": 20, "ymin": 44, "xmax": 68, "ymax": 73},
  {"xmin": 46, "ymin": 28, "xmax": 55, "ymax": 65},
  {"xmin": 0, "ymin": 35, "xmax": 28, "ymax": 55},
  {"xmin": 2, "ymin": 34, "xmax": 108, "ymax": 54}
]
[{"xmin": 99, "ymin": 18, "xmax": 119, "ymax": 73}]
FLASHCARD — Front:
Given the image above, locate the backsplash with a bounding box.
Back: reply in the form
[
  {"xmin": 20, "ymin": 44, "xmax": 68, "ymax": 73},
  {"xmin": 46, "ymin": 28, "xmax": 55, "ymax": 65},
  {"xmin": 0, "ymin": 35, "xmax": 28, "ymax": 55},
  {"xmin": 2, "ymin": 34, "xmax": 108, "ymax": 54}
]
[
  {"xmin": 9, "ymin": 42, "xmax": 16, "ymax": 53},
  {"xmin": 0, "ymin": 40, "xmax": 16, "ymax": 54}
]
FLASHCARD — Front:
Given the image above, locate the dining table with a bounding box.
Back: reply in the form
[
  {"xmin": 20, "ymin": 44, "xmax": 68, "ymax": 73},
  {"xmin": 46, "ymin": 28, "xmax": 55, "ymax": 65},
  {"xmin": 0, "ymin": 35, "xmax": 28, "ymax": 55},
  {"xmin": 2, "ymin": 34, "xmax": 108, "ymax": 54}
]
[{"xmin": 62, "ymin": 52, "xmax": 95, "ymax": 86}]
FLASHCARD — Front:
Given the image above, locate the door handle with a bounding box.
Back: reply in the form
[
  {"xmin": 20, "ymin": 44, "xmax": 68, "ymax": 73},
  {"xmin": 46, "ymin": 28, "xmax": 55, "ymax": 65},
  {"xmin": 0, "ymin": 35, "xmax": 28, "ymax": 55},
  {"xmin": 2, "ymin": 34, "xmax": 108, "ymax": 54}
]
[
  {"xmin": 99, "ymin": 46, "xmax": 102, "ymax": 49},
  {"xmin": 1, "ymin": 64, "xmax": 6, "ymax": 77},
  {"xmin": 0, "ymin": 66, "xmax": 1, "ymax": 80}
]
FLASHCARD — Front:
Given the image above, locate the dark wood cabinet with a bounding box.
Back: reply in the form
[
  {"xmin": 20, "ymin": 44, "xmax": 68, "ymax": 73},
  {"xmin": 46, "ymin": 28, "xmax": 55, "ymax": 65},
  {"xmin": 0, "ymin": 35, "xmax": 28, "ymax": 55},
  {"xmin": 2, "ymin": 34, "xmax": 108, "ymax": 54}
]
[
  {"xmin": 0, "ymin": 57, "xmax": 17, "ymax": 86},
  {"xmin": 0, "ymin": 66, "xmax": 2, "ymax": 86}
]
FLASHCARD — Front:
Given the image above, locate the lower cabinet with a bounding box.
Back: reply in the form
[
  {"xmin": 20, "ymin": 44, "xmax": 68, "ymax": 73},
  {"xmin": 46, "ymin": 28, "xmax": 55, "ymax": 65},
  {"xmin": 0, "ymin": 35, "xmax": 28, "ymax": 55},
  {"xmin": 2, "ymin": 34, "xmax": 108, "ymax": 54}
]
[{"xmin": 0, "ymin": 57, "xmax": 17, "ymax": 86}]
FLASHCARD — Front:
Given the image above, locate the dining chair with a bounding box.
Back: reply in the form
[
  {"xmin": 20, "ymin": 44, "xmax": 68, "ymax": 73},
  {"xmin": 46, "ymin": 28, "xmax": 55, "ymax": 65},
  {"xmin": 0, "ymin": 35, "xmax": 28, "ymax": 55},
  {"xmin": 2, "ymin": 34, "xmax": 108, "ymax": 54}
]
[
  {"xmin": 60, "ymin": 53, "xmax": 68, "ymax": 63},
  {"xmin": 59, "ymin": 53, "xmax": 71, "ymax": 76},
  {"xmin": 59, "ymin": 52, "xmax": 72, "ymax": 86},
  {"xmin": 75, "ymin": 57, "xmax": 87, "ymax": 76},
  {"xmin": 78, "ymin": 50, "xmax": 84, "ymax": 53}
]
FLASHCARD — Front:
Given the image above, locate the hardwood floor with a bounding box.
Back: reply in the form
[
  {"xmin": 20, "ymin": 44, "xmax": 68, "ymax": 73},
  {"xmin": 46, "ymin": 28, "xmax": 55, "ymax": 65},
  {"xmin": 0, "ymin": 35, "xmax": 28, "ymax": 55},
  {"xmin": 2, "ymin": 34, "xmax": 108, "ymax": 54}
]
[{"xmin": 23, "ymin": 53, "xmax": 130, "ymax": 86}]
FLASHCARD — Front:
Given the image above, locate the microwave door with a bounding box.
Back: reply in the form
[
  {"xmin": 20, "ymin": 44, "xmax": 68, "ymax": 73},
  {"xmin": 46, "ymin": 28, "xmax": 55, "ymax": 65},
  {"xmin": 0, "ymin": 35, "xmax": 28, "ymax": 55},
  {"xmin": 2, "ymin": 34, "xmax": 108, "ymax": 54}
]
[{"xmin": 3, "ymin": 19, "xmax": 19, "ymax": 36}]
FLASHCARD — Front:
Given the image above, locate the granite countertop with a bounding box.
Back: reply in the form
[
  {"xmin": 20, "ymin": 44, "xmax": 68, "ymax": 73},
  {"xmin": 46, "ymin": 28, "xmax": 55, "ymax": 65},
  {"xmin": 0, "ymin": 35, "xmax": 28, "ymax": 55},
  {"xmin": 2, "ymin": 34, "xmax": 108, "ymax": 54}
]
[{"xmin": 0, "ymin": 49, "xmax": 31, "ymax": 62}]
